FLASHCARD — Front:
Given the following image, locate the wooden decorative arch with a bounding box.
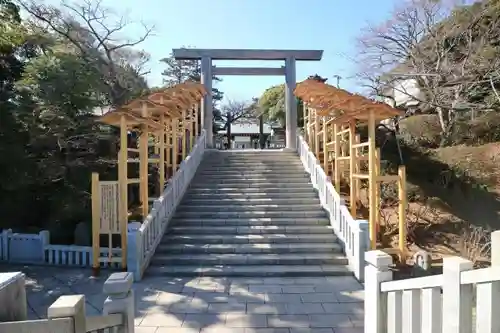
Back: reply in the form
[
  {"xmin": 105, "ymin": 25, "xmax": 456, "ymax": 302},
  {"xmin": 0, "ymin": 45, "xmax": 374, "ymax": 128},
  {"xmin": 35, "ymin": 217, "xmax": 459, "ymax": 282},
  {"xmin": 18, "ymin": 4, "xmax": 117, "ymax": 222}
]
[
  {"xmin": 91, "ymin": 83, "xmax": 206, "ymax": 273},
  {"xmin": 295, "ymin": 79, "xmax": 407, "ymax": 258}
]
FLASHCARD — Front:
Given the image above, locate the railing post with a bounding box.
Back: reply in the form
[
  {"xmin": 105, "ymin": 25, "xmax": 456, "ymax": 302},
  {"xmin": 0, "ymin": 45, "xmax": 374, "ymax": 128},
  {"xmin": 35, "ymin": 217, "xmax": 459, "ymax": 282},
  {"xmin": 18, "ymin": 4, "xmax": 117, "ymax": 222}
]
[
  {"xmin": 352, "ymin": 220, "xmax": 369, "ymax": 282},
  {"xmin": 442, "ymin": 256, "xmax": 473, "ymax": 333},
  {"xmin": 1, "ymin": 229, "xmax": 12, "ymax": 261},
  {"xmin": 364, "ymin": 250, "xmax": 393, "ymax": 333},
  {"xmin": 39, "ymin": 230, "xmax": 49, "ymax": 262},
  {"xmin": 475, "ymin": 230, "xmax": 500, "ymax": 333},
  {"xmin": 103, "ymin": 272, "xmax": 135, "ymax": 333},
  {"xmin": 48, "ymin": 295, "xmax": 86, "ymax": 333},
  {"xmin": 126, "ymin": 223, "xmax": 142, "ymax": 282}
]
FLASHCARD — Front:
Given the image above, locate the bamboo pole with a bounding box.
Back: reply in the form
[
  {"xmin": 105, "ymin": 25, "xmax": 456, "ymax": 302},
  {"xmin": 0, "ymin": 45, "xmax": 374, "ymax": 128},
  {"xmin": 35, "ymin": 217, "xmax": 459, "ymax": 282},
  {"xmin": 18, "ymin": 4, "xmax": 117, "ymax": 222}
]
[
  {"xmin": 398, "ymin": 165, "xmax": 407, "ymax": 259},
  {"xmin": 118, "ymin": 114, "xmax": 128, "ymax": 269},
  {"xmin": 368, "ymin": 110, "xmax": 377, "ymax": 250},
  {"xmin": 91, "ymin": 172, "xmax": 100, "ymax": 275}
]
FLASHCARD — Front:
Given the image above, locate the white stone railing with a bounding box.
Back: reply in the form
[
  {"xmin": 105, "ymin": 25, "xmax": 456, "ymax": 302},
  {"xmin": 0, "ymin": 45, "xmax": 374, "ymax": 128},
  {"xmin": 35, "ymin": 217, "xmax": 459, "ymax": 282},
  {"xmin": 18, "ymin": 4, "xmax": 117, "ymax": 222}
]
[
  {"xmin": 127, "ymin": 130, "xmax": 207, "ymax": 281},
  {"xmin": 0, "ymin": 272, "xmax": 135, "ymax": 333},
  {"xmin": 365, "ymin": 230, "xmax": 500, "ymax": 333},
  {"xmin": 296, "ymin": 134, "xmax": 369, "ymax": 281},
  {"xmin": 0, "ymin": 229, "xmax": 122, "ymax": 268}
]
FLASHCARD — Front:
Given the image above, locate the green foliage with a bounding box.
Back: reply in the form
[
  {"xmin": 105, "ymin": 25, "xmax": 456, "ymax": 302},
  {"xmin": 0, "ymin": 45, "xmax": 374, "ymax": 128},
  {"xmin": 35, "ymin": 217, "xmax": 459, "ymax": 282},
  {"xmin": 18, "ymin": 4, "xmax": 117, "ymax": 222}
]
[
  {"xmin": 259, "ymin": 84, "xmax": 286, "ymax": 124},
  {"xmin": 160, "ymin": 49, "xmax": 224, "ymax": 129},
  {"xmin": 0, "ymin": 0, "xmax": 148, "ymax": 243}
]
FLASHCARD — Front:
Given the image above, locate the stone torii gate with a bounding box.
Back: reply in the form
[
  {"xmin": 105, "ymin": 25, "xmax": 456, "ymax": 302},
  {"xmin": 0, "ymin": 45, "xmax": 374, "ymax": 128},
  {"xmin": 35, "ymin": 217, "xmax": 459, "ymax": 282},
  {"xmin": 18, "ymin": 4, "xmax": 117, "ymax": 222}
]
[{"xmin": 172, "ymin": 48, "xmax": 323, "ymax": 149}]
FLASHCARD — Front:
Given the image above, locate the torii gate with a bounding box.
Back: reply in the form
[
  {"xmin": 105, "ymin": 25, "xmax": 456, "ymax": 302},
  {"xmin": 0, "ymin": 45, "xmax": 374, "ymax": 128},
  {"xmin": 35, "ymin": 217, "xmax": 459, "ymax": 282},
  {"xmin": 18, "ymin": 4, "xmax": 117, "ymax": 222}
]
[{"xmin": 172, "ymin": 48, "xmax": 323, "ymax": 149}]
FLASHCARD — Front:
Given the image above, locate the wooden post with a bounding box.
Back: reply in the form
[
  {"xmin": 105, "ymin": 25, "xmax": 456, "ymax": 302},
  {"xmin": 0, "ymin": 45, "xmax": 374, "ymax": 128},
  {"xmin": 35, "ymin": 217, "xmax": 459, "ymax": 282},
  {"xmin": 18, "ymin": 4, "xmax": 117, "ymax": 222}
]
[
  {"xmin": 398, "ymin": 165, "xmax": 407, "ymax": 258},
  {"xmin": 375, "ymin": 148, "xmax": 381, "ymax": 236},
  {"xmin": 322, "ymin": 116, "xmax": 328, "ymax": 172},
  {"xmin": 118, "ymin": 115, "xmax": 128, "ymax": 269},
  {"xmin": 314, "ymin": 109, "xmax": 320, "ymax": 158},
  {"xmin": 159, "ymin": 114, "xmax": 165, "ymax": 191},
  {"xmin": 91, "ymin": 172, "xmax": 100, "ymax": 275},
  {"xmin": 190, "ymin": 106, "xmax": 195, "ymax": 150},
  {"xmin": 333, "ymin": 123, "xmax": 341, "ymax": 193},
  {"xmin": 182, "ymin": 109, "xmax": 187, "ymax": 160},
  {"xmin": 194, "ymin": 104, "xmax": 199, "ymax": 137},
  {"xmin": 304, "ymin": 103, "xmax": 309, "ymax": 143},
  {"xmin": 349, "ymin": 121, "xmax": 356, "ymax": 217},
  {"xmin": 354, "ymin": 134, "xmax": 361, "ymax": 214},
  {"xmin": 172, "ymin": 118, "xmax": 178, "ymax": 174},
  {"xmin": 165, "ymin": 118, "xmax": 171, "ymax": 177},
  {"xmin": 368, "ymin": 110, "xmax": 377, "ymax": 250},
  {"xmin": 139, "ymin": 104, "xmax": 149, "ymax": 219}
]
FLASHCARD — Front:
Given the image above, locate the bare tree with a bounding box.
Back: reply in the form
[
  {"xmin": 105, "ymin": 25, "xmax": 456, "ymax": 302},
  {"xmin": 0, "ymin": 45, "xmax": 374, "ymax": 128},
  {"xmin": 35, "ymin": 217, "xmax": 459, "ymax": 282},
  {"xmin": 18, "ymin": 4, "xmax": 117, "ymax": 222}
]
[
  {"xmin": 356, "ymin": 0, "xmax": 500, "ymax": 145},
  {"xmin": 220, "ymin": 99, "xmax": 258, "ymax": 148},
  {"xmin": 18, "ymin": 0, "xmax": 154, "ymax": 105}
]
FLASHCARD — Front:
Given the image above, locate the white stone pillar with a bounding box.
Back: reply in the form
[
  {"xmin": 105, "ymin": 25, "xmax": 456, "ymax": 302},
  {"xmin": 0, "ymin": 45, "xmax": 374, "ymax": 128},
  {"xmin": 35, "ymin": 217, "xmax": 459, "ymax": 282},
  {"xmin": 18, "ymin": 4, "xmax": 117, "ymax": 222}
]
[
  {"xmin": 285, "ymin": 57, "xmax": 297, "ymax": 150},
  {"xmin": 103, "ymin": 272, "xmax": 135, "ymax": 333},
  {"xmin": 200, "ymin": 56, "xmax": 213, "ymax": 148}
]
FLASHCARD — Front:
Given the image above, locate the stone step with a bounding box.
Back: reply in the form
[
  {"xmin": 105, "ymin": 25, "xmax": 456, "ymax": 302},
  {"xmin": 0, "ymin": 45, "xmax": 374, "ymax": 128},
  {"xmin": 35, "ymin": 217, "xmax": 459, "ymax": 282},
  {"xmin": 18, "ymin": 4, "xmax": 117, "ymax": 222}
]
[
  {"xmin": 145, "ymin": 264, "xmax": 352, "ymax": 277},
  {"xmin": 206, "ymin": 163, "xmax": 304, "ymax": 168},
  {"xmin": 180, "ymin": 198, "xmax": 320, "ymax": 206},
  {"xmin": 194, "ymin": 175, "xmax": 309, "ymax": 181},
  {"xmin": 150, "ymin": 253, "xmax": 348, "ymax": 266},
  {"xmin": 192, "ymin": 178, "xmax": 310, "ymax": 184},
  {"xmin": 156, "ymin": 242, "xmax": 342, "ymax": 254},
  {"xmin": 186, "ymin": 187, "xmax": 316, "ymax": 194},
  {"xmin": 163, "ymin": 233, "xmax": 337, "ymax": 244},
  {"xmin": 184, "ymin": 192, "xmax": 319, "ymax": 199},
  {"xmin": 205, "ymin": 155, "xmax": 298, "ymax": 160},
  {"xmin": 196, "ymin": 171, "xmax": 308, "ymax": 177},
  {"xmin": 169, "ymin": 225, "xmax": 334, "ymax": 235},
  {"xmin": 173, "ymin": 210, "xmax": 327, "ymax": 219},
  {"xmin": 189, "ymin": 182, "xmax": 312, "ymax": 189},
  {"xmin": 170, "ymin": 217, "xmax": 330, "ymax": 226},
  {"xmin": 200, "ymin": 167, "xmax": 306, "ymax": 172},
  {"xmin": 176, "ymin": 204, "xmax": 323, "ymax": 212}
]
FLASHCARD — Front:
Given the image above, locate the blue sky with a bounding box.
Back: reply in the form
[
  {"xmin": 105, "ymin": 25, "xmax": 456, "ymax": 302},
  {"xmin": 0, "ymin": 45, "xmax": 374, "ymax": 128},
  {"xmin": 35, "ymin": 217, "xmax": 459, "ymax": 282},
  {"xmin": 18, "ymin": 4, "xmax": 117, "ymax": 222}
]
[{"xmin": 50, "ymin": 0, "xmax": 399, "ymax": 102}]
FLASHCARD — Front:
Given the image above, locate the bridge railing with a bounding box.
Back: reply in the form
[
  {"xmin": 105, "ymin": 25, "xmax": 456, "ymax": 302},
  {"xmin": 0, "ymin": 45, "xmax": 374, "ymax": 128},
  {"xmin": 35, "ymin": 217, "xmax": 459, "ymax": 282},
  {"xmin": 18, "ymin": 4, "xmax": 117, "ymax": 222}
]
[
  {"xmin": 127, "ymin": 130, "xmax": 207, "ymax": 281},
  {"xmin": 365, "ymin": 230, "xmax": 500, "ymax": 333},
  {"xmin": 0, "ymin": 272, "xmax": 135, "ymax": 333},
  {"xmin": 296, "ymin": 134, "xmax": 369, "ymax": 281}
]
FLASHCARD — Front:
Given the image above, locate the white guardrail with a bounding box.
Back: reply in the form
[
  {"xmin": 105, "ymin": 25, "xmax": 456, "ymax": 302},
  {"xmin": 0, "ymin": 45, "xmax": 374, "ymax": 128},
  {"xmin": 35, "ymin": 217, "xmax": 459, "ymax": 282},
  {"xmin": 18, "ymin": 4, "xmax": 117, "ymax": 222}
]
[
  {"xmin": 127, "ymin": 130, "xmax": 207, "ymax": 281},
  {"xmin": 296, "ymin": 134, "xmax": 369, "ymax": 281}
]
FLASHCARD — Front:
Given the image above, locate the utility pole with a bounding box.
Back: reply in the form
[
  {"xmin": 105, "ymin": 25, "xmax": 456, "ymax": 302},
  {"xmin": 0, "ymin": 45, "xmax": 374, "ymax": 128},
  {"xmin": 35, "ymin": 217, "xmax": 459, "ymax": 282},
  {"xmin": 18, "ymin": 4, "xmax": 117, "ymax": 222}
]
[{"xmin": 332, "ymin": 75, "xmax": 342, "ymax": 88}]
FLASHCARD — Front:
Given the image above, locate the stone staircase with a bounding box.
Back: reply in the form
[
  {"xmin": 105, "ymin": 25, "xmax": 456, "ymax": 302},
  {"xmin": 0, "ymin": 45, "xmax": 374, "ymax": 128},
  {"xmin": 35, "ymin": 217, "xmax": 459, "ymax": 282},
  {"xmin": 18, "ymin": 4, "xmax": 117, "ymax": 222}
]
[{"xmin": 146, "ymin": 150, "xmax": 352, "ymax": 277}]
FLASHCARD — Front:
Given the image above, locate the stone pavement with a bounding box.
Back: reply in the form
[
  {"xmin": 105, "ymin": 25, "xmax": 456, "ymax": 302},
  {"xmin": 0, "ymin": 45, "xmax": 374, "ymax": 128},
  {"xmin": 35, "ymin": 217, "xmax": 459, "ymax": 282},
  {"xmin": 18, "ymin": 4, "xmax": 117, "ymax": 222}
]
[{"xmin": 0, "ymin": 264, "xmax": 364, "ymax": 333}]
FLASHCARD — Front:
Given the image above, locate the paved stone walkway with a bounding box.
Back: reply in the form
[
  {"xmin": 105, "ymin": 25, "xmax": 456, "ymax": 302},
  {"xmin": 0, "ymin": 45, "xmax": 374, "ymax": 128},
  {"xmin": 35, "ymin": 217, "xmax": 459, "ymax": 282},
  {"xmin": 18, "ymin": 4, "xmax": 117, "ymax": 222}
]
[{"xmin": 0, "ymin": 265, "xmax": 364, "ymax": 333}]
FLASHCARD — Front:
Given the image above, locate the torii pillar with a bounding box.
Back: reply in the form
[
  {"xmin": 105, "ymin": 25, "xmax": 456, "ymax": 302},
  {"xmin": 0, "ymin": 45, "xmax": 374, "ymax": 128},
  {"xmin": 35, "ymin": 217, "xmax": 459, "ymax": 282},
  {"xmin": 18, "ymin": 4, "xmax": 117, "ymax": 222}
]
[
  {"xmin": 284, "ymin": 56, "xmax": 297, "ymax": 150},
  {"xmin": 200, "ymin": 56, "xmax": 214, "ymax": 147}
]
